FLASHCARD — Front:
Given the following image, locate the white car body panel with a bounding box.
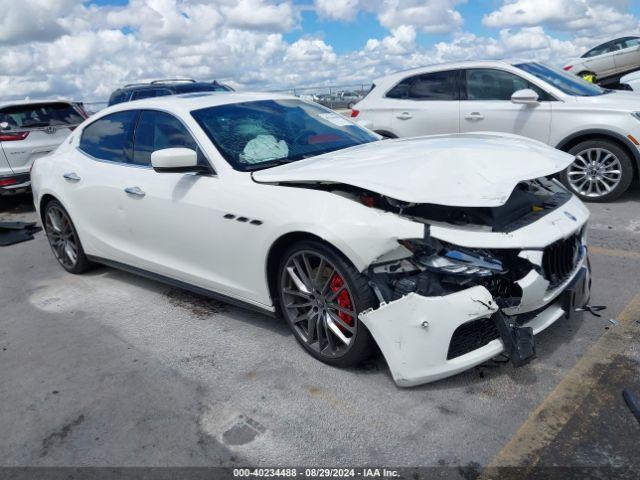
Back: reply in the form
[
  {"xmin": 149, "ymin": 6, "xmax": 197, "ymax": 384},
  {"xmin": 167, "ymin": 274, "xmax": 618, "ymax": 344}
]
[
  {"xmin": 621, "ymin": 71, "xmax": 640, "ymax": 90},
  {"xmin": 32, "ymin": 92, "xmax": 592, "ymax": 386},
  {"xmin": 254, "ymin": 133, "xmax": 574, "ymax": 207}
]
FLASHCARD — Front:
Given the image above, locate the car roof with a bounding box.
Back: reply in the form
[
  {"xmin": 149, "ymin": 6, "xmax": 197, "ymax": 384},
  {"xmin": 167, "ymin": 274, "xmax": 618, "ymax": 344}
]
[
  {"xmin": 98, "ymin": 91, "xmax": 298, "ymax": 117},
  {"xmin": 372, "ymin": 59, "xmax": 529, "ymax": 84},
  {"xmin": 114, "ymin": 80, "xmax": 226, "ymax": 93},
  {"xmin": 0, "ymin": 99, "xmax": 75, "ymax": 110},
  {"xmin": 583, "ymin": 34, "xmax": 640, "ymax": 53}
]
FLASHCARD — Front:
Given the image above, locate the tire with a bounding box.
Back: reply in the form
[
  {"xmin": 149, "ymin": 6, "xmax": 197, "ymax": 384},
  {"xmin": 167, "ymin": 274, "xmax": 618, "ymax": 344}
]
[
  {"xmin": 559, "ymin": 139, "xmax": 634, "ymax": 202},
  {"xmin": 43, "ymin": 200, "xmax": 93, "ymax": 274},
  {"xmin": 277, "ymin": 239, "xmax": 377, "ymax": 368}
]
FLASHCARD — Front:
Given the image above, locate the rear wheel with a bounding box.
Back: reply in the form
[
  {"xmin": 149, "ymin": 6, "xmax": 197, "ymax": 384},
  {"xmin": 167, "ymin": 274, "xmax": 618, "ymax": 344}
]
[
  {"xmin": 560, "ymin": 139, "xmax": 634, "ymax": 202},
  {"xmin": 44, "ymin": 200, "xmax": 92, "ymax": 273},
  {"xmin": 278, "ymin": 240, "xmax": 376, "ymax": 367}
]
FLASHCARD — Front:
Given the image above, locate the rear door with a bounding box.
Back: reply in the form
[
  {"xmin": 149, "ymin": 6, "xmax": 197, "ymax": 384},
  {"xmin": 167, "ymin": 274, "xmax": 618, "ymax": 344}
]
[
  {"xmin": 68, "ymin": 110, "xmax": 140, "ymax": 262},
  {"xmin": 388, "ymin": 70, "xmax": 460, "ymax": 137},
  {"xmin": 612, "ymin": 37, "xmax": 640, "ymax": 73},
  {"xmin": 459, "ymin": 68, "xmax": 552, "ymax": 144},
  {"xmin": 0, "ymin": 102, "xmax": 85, "ymax": 174}
]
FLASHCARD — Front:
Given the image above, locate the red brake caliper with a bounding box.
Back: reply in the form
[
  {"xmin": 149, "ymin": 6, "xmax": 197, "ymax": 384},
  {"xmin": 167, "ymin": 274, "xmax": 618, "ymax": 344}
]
[{"xmin": 329, "ymin": 273, "xmax": 354, "ymax": 329}]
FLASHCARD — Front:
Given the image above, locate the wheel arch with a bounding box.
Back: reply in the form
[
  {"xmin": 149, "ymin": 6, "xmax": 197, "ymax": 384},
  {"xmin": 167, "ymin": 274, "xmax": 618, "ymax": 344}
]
[
  {"xmin": 556, "ymin": 129, "xmax": 640, "ymax": 180},
  {"xmin": 374, "ymin": 129, "xmax": 398, "ymax": 139},
  {"xmin": 265, "ymin": 231, "xmax": 360, "ymax": 311},
  {"xmin": 39, "ymin": 193, "xmax": 60, "ymax": 224}
]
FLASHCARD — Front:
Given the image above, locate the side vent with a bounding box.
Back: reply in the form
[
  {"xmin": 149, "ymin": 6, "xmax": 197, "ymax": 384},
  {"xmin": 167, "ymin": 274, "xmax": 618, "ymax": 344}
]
[{"xmin": 223, "ymin": 214, "xmax": 263, "ymax": 226}]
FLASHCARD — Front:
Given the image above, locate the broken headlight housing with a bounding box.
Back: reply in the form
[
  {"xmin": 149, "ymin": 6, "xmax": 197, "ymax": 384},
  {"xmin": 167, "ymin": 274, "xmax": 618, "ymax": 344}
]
[
  {"xmin": 419, "ymin": 249, "xmax": 504, "ymax": 278},
  {"xmin": 399, "ymin": 239, "xmax": 505, "ymax": 278}
]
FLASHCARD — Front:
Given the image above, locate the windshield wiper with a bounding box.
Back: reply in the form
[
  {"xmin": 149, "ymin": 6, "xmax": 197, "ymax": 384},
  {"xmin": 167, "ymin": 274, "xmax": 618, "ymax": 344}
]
[{"xmin": 241, "ymin": 159, "xmax": 294, "ymax": 171}]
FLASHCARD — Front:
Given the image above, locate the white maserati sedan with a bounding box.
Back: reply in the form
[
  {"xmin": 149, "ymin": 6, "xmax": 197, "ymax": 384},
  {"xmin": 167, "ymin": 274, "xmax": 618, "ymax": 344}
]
[{"xmin": 31, "ymin": 92, "xmax": 591, "ymax": 386}]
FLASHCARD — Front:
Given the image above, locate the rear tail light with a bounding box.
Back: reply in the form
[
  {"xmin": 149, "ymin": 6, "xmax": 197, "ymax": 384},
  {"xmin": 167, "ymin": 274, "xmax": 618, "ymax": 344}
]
[
  {"xmin": 563, "ymin": 65, "xmax": 572, "ymax": 71},
  {"xmin": 350, "ymin": 109, "xmax": 359, "ymax": 118},
  {"xmin": 0, "ymin": 177, "xmax": 18, "ymax": 187},
  {"xmin": 0, "ymin": 131, "xmax": 29, "ymax": 141}
]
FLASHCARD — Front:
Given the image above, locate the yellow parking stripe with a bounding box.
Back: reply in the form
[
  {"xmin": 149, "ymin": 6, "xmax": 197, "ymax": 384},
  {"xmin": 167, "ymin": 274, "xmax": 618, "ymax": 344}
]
[
  {"xmin": 483, "ymin": 290, "xmax": 640, "ymax": 471},
  {"xmin": 590, "ymin": 245, "xmax": 640, "ymax": 260}
]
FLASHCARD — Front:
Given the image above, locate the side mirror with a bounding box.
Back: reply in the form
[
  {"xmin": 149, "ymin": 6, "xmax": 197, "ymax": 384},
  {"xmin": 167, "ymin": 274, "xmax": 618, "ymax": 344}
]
[
  {"xmin": 151, "ymin": 148, "xmax": 209, "ymax": 173},
  {"xmin": 511, "ymin": 89, "xmax": 539, "ymax": 105}
]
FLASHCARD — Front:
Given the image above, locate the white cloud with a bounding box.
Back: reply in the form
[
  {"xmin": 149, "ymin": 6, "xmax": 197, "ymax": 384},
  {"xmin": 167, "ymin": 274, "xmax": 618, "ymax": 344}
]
[
  {"xmin": 483, "ymin": 0, "xmax": 639, "ymax": 37},
  {"xmin": 315, "ymin": 0, "xmax": 362, "ymax": 22},
  {"xmin": 314, "ymin": 0, "xmax": 464, "ymax": 34},
  {"xmin": 0, "ymin": 0, "xmax": 81, "ymax": 45},
  {"xmin": 377, "ymin": 0, "xmax": 464, "ymax": 34},
  {"xmin": 0, "ymin": 0, "xmax": 638, "ymax": 102}
]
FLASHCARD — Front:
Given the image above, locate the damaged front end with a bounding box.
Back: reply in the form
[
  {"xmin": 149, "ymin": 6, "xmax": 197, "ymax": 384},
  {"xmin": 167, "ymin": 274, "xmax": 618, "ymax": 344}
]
[{"xmin": 358, "ymin": 182, "xmax": 591, "ymax": 387}]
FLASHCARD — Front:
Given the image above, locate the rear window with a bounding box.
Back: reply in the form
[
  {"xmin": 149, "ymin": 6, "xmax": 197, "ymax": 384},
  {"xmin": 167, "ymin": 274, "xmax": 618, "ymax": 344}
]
[{"xmin": 0, "ymin": 102, "xmax": 84, "ymax": 130}]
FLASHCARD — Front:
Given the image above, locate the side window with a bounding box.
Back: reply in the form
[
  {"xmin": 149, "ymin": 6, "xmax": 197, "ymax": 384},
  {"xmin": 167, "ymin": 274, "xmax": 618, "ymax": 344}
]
[
  {"xmin": 464, "ymin": 69, "xmax": 551, "ymax": 101},
  {"xmin": 386, "ymin": 71, "xmax": 457, "ymax": 100},
  {"xmin": 131, "ymin": 88, "xmax": 172, "ymax": 101},
  {"xmin": 386, "ymin": 77, "xmax": 412, "ymax": 99},
  {"xmin": 79, "ymin": 111, "xmax": 138, "ymax": 163},
  {"xmin": 132, "ymin": 110, "xmax": 205, "ymax": 167},
  {"xmin": 583, "ymin": 43, "xmax": 610, "ymax": 58},
  {"xmin": 622, "ymin": 37, "xmax": 640, "ymax": 49}
]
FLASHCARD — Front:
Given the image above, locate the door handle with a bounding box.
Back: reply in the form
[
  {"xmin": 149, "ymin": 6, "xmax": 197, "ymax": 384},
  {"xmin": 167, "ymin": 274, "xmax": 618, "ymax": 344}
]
[
  {"xmin": 396, "ymin": 112, "xmax": 413, "ymax": 120},
  {"xmin": 464, "ymin": 112, "xmax": 484, "ymax": 120},
  {"xmin": 63, "ymin": 172, "xmax": 81, "ymax": 182},
  {"xmin": 124, "ymin": 186, "xmax": 146, "ymax": 198}
]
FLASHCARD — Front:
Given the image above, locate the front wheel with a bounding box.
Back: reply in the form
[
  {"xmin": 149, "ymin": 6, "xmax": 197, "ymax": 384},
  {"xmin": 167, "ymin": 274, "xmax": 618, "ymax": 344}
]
[
  {"xmin": 560, "ymin": 140, "xmax": 634, "ymax": 202},
  {"xmin": 278, "ymin": 240, "xmax": 377, "ymax": 367}
]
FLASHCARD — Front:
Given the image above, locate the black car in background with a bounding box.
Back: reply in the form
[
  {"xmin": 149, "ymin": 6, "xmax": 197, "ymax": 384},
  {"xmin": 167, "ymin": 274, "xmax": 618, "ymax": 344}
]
[{"xmin": 107, "ymin": 78, "xmax": 233, "ymax": 106}]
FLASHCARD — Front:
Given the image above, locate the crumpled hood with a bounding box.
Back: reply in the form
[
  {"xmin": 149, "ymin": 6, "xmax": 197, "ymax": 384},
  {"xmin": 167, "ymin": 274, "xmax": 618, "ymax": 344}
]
[{"xmin": 252, "ymin": 133, "xmax": 574, "ymax": 207}]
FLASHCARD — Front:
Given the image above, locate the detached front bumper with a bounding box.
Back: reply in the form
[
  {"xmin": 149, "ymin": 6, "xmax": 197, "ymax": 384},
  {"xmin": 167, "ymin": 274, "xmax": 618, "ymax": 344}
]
[{"xmin": 360, "ymin": 255, "xmax": 591, "ymax": 387}]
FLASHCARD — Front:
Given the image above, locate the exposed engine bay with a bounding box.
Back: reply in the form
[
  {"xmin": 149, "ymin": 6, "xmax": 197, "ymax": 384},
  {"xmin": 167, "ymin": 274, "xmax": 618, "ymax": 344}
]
[{"xmin": 328, "ymin": 176, "xmax": 571, "ymax": 233}]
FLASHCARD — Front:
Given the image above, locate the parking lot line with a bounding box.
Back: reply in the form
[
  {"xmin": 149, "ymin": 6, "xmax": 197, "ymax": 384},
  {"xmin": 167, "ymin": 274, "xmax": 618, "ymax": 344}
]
[
  {"xmin": 590, "ymin": 245, "xmax": 640, "ymax": 260},
  {"xmin": 483, "ymin": 289, "xmax": 640, "ymax": 471}
]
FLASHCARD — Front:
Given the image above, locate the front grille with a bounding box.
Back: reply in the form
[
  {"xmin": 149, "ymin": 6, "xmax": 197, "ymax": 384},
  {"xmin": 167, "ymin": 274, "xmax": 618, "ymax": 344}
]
[
  {"xmin": 447, "ymin": 318, "xmax": 500, "ymax": 360},
  {"xmin": 542, "ymin": 234, "xmax": 581, "ymax": 289}
]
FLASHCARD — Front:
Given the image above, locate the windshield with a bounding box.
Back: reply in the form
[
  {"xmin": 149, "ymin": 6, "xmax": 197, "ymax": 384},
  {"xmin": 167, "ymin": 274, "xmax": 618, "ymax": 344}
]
[
  {"xmin": 192, "ymin": 99, "xmax": 378, "ymax": 171},
  {"xmin": 515, "ymin": 62, "xmax": 606, "ymax": 97},
  {"xmin": 0, "ymin": 102, "xmax": 84, "ymax": 130}
]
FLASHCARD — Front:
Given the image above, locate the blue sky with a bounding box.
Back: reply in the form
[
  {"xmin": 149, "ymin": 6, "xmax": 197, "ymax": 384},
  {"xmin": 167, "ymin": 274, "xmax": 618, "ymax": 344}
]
[{"xmin": 1, "ymin": 0, "xmax": 640, "ymax": 100}]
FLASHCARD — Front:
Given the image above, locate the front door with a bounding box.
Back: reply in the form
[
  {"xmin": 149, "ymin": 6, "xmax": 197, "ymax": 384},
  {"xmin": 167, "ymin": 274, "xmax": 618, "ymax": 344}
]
[{"xmin": 459, "ymin": 68, "xmax": 552, "ymax": 144}]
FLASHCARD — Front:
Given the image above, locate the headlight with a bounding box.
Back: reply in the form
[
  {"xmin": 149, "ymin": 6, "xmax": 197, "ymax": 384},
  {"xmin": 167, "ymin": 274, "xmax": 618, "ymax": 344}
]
[
  {"xmin": 419, "ymin": 249, "xmax": 504, "ymax": 277},
  {"xmin": 631, "ymin": 112, "xmax": 640, "ymax": 122}
]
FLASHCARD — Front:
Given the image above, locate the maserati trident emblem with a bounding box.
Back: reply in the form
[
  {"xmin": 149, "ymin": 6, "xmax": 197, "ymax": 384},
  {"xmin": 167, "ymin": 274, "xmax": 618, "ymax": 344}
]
[
  {"xmin": 44, "ymin": 126, "xmax": 57, "ymax": 134},
  {"xmin": 564, "ymin": 211, "xmax": 577, "ymax": 222}
]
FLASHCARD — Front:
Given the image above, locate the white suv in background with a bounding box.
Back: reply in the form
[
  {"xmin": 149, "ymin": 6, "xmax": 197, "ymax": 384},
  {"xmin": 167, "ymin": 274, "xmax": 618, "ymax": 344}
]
[
  {"xmin": 564, "ymin": 36, "xmax": 640, "ymax": 82},
  {"xmin": 0, "ymin": 100, "xmax": 86, "ymax": 194},
  {"xmin": 353, "ymin": 60, "xmax": 640, "ymax": 202}
]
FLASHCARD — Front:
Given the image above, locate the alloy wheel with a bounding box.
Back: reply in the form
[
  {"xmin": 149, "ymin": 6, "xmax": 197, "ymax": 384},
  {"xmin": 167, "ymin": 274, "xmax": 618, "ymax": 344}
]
[
  {"xmin": 280, "ymin": 250, "xmax": 358, "ymax": 358},
  {"xmin": 567, "ymin": 148, "xmax": 622, "ymax": 198},
  {"xmin": 45, "ymin": 205, "xmax": 79, "ymax": 268}
]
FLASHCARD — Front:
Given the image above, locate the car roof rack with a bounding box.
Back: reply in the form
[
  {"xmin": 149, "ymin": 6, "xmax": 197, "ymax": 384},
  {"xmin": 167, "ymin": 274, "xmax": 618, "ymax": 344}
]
[{"xmin": 150, "ymin": 78, "xmax": 197, "ymax": 85}]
